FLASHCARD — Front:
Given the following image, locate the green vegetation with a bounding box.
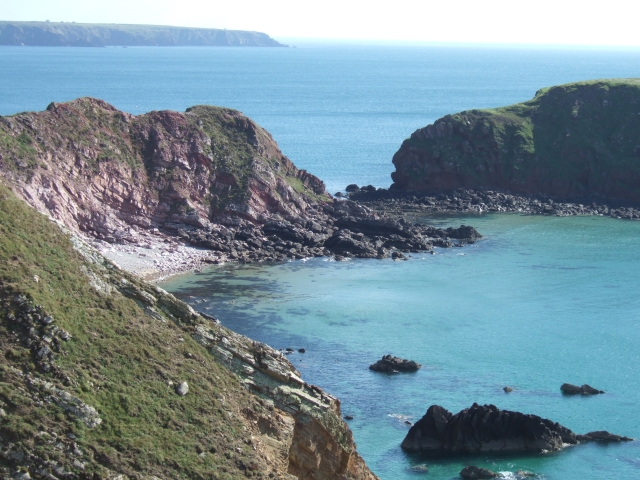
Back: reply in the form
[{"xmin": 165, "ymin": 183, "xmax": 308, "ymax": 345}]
[
  {"xmin": 396, "ymin": 79, "xmax": 640, "ymax": 201},
  {"xmin": 0, "ymin": 183, "xmax": 270, "ymax": 478}
]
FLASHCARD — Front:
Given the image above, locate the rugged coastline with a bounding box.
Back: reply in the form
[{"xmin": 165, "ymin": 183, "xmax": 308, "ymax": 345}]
[{"xmin": 390, "ymin": 79, "xmax": 640, "ymax": 205}]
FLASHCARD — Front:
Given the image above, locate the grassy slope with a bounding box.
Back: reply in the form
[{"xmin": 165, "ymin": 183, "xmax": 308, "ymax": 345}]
[
  {"xmin": 0, "ymin": 182, "xmax": 274, "ymax": 479},
  {"xmin": 398, "ymin": 79, "xmax": 640, "ymax": 199}
]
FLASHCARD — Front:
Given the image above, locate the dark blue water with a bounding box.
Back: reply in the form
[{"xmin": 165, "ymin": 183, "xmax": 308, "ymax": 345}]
[{"xmin": 2, "ymin": 45, "xmax": 640, "ymax": 191}]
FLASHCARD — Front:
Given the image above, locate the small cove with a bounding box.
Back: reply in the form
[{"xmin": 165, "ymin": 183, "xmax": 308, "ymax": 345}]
[{"xmin": 160, "ymin": 213, "xmax": 640, "ymax": 480}]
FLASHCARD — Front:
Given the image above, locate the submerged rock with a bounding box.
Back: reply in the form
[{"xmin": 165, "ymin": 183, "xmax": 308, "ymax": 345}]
[
  {"xmin": 369, "ymin": 355, "xmax": 421, "ymax": 373},
  {"xmin": 401, "ymin": 403, "xmax": 576, "ymax": 453},
  {"xmin": 460, "ymin": 466, "xmax": 497, "ymax": 479}
]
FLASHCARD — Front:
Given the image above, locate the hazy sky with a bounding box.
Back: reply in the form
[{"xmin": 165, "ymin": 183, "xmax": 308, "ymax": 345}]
[{"xmin": 4, "ymin": 0, "xmax": 640, "ymax": 46}]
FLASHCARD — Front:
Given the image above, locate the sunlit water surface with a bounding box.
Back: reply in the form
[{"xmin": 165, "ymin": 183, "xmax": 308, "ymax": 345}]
[{"xmin": 161, "ymin": 213, "xmax": 640, "ymax": 480}]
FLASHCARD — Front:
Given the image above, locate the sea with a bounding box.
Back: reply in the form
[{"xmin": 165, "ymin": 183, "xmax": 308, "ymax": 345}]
[{"xmin": 2, "ymin": 42, "xmax": 640, "ymax": 479}]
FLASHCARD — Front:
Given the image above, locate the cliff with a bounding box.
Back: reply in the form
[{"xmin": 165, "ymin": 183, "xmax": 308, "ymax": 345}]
[
  {"xmin": 391, "ymin": 79, "xmax": 640, "ymax": 203},
  {"xmin": 0, "ymin": 21, "xmax": 285, "ymax": 47},
  {"xmin": 0, "ymin": 182, "xmax": 378, "ymax": 479},
  {"xmin": 0, "ymin": 99, "xmax": 480, "ymax": 269},
  {"xmin": 0, "ymin": 97, "xmax": 328, "ymax": 242}
]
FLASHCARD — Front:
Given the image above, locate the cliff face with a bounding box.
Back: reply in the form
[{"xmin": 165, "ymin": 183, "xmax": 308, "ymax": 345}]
[
  {"xmin": 0, "ymin": 98, "xmax": 328, "ymax": 242},
  {"xmin": 391, "ymin": 79, "xmax": 640, "ymax": 203},
  {"xmin": 0, "ymin": 183, "xmax": 377, "ymax": 479},
  {"xmin": 0, "ymin": 21, "xmax": 285, "ymax": 47}
]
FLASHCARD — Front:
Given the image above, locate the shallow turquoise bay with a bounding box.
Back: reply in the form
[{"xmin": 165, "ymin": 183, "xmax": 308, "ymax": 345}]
[{"xmin": 161, "ymin": 213, "xmax": 640, "ymax": 480}]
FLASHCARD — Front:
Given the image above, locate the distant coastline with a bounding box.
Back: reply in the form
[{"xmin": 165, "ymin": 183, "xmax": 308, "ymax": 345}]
[{"xmin": 0, "ymin": 21, "xmax": 286, "ymax": 47}]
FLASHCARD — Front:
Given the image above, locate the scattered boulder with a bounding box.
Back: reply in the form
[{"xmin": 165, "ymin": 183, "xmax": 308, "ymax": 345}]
[
  {"xmin": 298, "ymin": 348, "xmax": 306, "ymax": 353},
  {"xmin": 460, "ymin": 466, "xmax": 497, "ymax": 479},
  {"xmin": 561, "ymin": 383, "xmax": 604, "ymax": 395},
  {"xmin": 401, "ymin": 403, "xmax": 577, "ymax": 453},
  {"xmin": 345, "ymin": 184, "xmax": 360, "ymax": 193},
  {"xmin": 577, "ymin": 431, "xmax": 634, "ymax": 443},
  {"xmin": 369, "ymin": 355, "xmax": 421, "ymax": 373},
  {"xmin": 176, "ymin": 382, "xmax": 189, "ymax": 396}
]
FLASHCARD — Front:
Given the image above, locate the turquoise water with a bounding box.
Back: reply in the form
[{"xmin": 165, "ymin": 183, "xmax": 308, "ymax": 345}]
[
  {"xmin": 2, "ymin": 45, "xmax": 640, "ymax": 191},
  {"xmin": 160, "ymin": 213, "xmax": 640, "ymax": 479}
]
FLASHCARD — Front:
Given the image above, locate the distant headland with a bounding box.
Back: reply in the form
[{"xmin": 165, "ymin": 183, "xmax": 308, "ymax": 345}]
[{"xmin": 0, "ymin": 21, "xmax": 286, "ymax": 47}]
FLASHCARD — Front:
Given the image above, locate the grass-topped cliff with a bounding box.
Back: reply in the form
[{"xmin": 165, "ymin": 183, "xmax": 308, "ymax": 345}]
[
  {"xmin": 0, "ymin": 182, "xmax": 377, "ymax": 479},
  {"xmin": 0, "ymin": 21, "xmax": 285, "ymax": 47},
  {"xmin": 0, "ymin": 98, "xmax": 329, "ymax": 242},
  {"xmin": 391, "ymin": 79, "xmax": 640, "ymax": 203}
]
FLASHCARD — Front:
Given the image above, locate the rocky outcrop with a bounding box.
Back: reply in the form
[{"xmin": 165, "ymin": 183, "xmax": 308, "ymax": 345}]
[
  {"xmin": 0, "ymin": 99, "xmax": 481, "ymax": 266},
  {"xmin": 390, "ymin": 79, "xmax": 640, "ymax": 205},
  {"xmin": 561, "ymin": 383, "xmax": 605, "ymax": 395},
  {"xmin": 0, "ymin": 97, "xmax": 327, "ymax": 240},
  {"xmin": 0, "ymin": 21, "xmax": 285, "ymax": 47},
  {"xmin": 369, "ymin": 355, "xmax": 421, "ymax": 373},
  {"xmin": 402, "ymin": 403, "xmax": 634, "ymax": 455},
  {"xmin": 401, "ymin": 403, "xmax": 577, "ymax": 453}
]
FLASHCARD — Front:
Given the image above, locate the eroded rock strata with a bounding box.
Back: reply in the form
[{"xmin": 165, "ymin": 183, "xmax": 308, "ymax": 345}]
[
  {"xmin": 390, "ymin": 79, "xmax": 640, "ymax": 205},
  {"xmin": 0, "ymin": 99, "xmax": 481, "ymax": 269}
]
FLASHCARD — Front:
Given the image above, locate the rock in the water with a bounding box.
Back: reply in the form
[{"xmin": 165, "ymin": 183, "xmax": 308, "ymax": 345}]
[
  {"xmin": 460, "ymin": 466, "xmax": 497, "ymax": 479},
  {"xmin": 578, "ymin": 431, "xmax": 634, "ymax": 442},
  {"xmin": 580, "ymin": 384, "xmax": 605, "ymax": 394},
  {"xmin": 401, "ymin": 403, "xmax": 577, "ymax": 453},
  {"xmin": 561, "ymin": 383, "xmax": 604, "ymax": 395},
  {"xmin": 503, "ymin": 386, "xmax": 513, "ymax": 393},
  {"xmin": 298, "ymin": 348, "xmax": 306, "ymax": 353},
  {"xmin": 369, "ymin": 354, "xmax": 421, "ymax": 373},
  {"xmin": 344, "ymin": 415, "xmax": 354, "ymax": 420},
  {"xmin": 176, "ymin": 381, "xmax": 189, "ymax": 396},
  {"xmin": 408, "ymin": 464, "xmax": 429, "ymax": 473},
  {"xmin": 346, "ymin": 184, "xmax": 360, "ymax": 193}
]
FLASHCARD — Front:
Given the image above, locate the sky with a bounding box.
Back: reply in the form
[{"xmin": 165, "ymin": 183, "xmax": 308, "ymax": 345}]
[{"xmin": 3, "ymin": 0, "xmax": 640, "ymax": 47}]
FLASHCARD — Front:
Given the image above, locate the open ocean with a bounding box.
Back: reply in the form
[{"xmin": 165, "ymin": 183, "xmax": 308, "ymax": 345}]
[{"xmin": 2, "ymin": 43, "xmax": 640, "ymax": 479}]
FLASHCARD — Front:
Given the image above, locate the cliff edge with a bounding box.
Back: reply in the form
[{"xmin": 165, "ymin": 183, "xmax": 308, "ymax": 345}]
[{"xmin": 391, "ymin": 79, "xmax": 640, "ymax": 203}]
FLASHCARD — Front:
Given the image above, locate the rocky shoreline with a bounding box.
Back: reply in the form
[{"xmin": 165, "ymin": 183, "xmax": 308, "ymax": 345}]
[
  {"xmin": 347, "ymin": 186, "xmax": 640, "ymax": 219},
  {"xmin": 92, "ymin": 197, "xmax": 482, "ymax": 281}
]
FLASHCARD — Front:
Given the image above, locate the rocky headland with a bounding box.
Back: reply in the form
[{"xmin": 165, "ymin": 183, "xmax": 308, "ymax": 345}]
[
  {"xmin": 0, "ymin": 182, "xmax": 379, "ymax": 479},
  {"xmin": 0, "ymin": 98, "xmax": 481, "ymax": 278},
  {"xmin": 401, "ymin": 403, "xmax": 633, "ymax": 454},
  {"xmin": 389, "ymin": 79, "xmax": 640, "ymax": 207},
  {"xmin": 0, "ymin": 21, "xmax": 285, "ymax": 47}
]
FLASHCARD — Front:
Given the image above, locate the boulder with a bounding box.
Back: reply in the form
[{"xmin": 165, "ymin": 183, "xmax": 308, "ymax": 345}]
[
  {"xmin": 369, "ymin": 355, "xmax": 421, "ymax": 373},
  {"xmin": 176, "ymin": 382, "xmax": 189, "ymax": 396},
  {"xmin": 401, "ymin": 403, "xmax": 577, "ymax": 453},
  {"xmin": 460, "ymin": 466, "xmax": 497, "ymax": 479},
  {"xmin": 503, "ymin": 386, "xmax": 513, "ymax": 393}
]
